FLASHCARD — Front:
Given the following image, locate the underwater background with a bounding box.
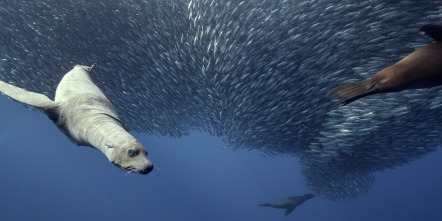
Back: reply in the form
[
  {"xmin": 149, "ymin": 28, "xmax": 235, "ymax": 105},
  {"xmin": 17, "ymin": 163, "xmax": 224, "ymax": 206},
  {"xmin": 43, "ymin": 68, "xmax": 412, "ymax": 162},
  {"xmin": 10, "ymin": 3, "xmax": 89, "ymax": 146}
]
[{"xmin": 0, "ymin": 0, "xmax": 441, "ymax": 220}]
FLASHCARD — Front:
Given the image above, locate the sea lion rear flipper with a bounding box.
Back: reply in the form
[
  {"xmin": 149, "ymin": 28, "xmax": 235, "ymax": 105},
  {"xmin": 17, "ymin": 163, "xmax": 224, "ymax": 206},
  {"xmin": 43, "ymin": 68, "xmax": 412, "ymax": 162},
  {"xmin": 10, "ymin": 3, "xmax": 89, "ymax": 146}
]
[
  {"xmin": 420, "ymin": 24, "xmax": 442, "ymax": 42},
  {"xmin": 284, "ymin": 206, "xmax": 295, "ymax": 216},
  {"xmin": 0, "ymin": 80, "xmax": 57, "ymax": 111},
  {"xmin": 328, "ymin": 79, "xmax": 379, "ymax": 105},
  {"xmin": 258, "ymin": 203, "xmax": 271, "ymax": 207}
]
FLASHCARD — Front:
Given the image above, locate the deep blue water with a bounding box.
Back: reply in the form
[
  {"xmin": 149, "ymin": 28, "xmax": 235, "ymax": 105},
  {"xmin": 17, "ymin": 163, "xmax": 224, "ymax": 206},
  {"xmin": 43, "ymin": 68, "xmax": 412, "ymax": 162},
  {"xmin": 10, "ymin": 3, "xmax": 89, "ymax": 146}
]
[{"xmin": 1, "ymin": 95, "xmax": 442, "ymax": 221}]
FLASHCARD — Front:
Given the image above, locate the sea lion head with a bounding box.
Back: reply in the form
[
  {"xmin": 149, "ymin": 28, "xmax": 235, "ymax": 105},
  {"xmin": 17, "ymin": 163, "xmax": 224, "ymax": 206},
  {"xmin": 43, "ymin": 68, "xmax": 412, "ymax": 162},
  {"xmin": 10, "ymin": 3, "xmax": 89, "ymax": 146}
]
[{"xmin": 105, "ymin": 139, "xmax": 153, "ymax": 175}]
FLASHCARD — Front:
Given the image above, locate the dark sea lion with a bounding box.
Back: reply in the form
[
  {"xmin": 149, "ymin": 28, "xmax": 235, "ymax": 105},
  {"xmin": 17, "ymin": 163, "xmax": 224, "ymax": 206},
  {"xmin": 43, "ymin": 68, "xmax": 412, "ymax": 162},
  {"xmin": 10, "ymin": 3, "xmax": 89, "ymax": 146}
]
[
  {"xmin": 258, "ymin": 193, "xmax": 315, "ymax": 216},
  {"xmin": 329, "ymin": 24, "xmax": 442, "ymax": 105},
  {"xmin": 0, "ymin": 65, "xmax": 153, "ymax": 174}
]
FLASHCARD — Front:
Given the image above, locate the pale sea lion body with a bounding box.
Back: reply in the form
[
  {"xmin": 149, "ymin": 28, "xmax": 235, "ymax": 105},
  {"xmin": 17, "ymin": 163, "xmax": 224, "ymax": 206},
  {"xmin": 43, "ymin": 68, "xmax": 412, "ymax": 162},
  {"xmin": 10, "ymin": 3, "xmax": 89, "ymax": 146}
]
[
  {"xmin": 329, "ymin": 24, "xmax": 442, "ymax": 105},
  {"xmin": 258, "ymin": 193, "xmax": 315, "ymax": 216},
  {"xmin": 0, "ymin": 65, "xmax": 153, "ymax": 174}
]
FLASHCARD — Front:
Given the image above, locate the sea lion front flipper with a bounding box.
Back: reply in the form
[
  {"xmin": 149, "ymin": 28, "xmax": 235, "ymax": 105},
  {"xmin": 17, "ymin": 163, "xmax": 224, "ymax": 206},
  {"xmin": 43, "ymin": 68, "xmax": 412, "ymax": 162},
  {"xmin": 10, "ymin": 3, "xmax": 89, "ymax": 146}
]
[
  {"xmin": 0, "ymin": 80, "xmax": 57, "ymax": 111},
  {"xmin": 284, "ymin": 206, "xmax": 295, "ymax": 216},
  {"xmin": 328, "ymin": 79, "xmax": 380, "ymax": 105},
  {"xmin": 420, "ymin": 24, "xmax": 442, "ymax": 42}
]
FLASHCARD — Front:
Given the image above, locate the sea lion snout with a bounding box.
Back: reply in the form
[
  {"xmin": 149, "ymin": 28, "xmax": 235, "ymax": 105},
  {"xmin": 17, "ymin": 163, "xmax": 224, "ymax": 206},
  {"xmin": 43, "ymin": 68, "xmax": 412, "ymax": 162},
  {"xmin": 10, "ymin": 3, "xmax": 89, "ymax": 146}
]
[
  {"xmin": 133, "ymin": 151, "xmax": 154, "ymax": 175},
  {"xmin": 139, "ymin": 162, "xmax": 154, "ymax": 175},
  {"xmin": 107, "ymin": 140, "xmax": 154, "ymax": 174},
  {"xmin": 111, "ymin": 156, "xmax": 154, "ymax": 175}
]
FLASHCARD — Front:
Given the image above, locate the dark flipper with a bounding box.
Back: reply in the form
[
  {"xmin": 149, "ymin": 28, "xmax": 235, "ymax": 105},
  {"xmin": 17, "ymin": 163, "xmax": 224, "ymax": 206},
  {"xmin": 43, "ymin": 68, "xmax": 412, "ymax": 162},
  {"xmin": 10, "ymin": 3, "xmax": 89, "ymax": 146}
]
[
  {"xmin": 328, "ymin": 79, "xmax": 379, "ymax": 105},
  {"xmin": 258, "ymin": 203, "xmax": 271, "ymax": 207},
  {"xmin": 420, "ymin": 24, "xmax": 442, "ymax": 42},
  {"xmin": 285, "ymin": 206, "xmax": 295, "ymax": 216}
]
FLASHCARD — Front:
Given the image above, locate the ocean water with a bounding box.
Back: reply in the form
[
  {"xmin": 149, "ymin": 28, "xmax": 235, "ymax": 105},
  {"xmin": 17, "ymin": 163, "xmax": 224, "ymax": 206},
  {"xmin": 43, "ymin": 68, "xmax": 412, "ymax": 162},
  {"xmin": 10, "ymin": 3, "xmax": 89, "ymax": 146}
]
[{"xmin": 0, "ymin": 0, "xmax": 442, "ymax": 220}]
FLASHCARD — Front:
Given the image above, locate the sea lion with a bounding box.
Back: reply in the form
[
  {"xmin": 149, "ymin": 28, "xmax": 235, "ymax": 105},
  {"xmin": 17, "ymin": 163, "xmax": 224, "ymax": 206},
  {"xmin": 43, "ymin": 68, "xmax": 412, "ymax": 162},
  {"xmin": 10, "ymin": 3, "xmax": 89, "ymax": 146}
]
[
  {"xmin": 0, "ymin": 64, "xmax": 153, "ymax": 174},
  {"xmin": 258, "ymin": 193, "xmax": 315, "ymax": 216},
  {"xmin": 329, "ymin": 24, "xmax": 442, "ymax": 105}
]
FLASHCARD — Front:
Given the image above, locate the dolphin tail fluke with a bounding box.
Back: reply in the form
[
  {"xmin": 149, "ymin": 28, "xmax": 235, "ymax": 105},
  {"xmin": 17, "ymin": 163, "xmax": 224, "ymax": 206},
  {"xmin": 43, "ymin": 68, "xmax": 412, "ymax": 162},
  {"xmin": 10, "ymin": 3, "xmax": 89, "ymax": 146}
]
[
  {"xmin": 328, "ymin": 79, "xmax": 378, "ymax": 105},
  {"xmin": 258, "ymin": 203, "xmax": 271, "ymax": 207},
  {"xmin": 0, "ymin": 80, "xmax": 57, "ymax": 111},
  {"xmin": 285, "ymin": 206, "xmax": 295, "ymax": 216}
]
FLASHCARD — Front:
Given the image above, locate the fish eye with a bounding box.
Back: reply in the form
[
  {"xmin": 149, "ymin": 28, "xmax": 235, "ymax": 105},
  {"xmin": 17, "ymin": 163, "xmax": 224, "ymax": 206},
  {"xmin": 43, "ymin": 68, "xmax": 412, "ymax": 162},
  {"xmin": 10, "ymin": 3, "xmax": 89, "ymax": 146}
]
[{"xmin": 128, "ymin": 148, "xmax": 140, "ymax": 157}]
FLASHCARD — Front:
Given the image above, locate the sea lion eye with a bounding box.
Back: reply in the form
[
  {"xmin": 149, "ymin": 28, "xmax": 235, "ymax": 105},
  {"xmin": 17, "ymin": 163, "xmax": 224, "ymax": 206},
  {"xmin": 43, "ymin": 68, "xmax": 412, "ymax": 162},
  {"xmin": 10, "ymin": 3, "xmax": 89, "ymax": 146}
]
[{"xmin": 128, "ymin": 148, "xmax": 140, "ymax": 157}]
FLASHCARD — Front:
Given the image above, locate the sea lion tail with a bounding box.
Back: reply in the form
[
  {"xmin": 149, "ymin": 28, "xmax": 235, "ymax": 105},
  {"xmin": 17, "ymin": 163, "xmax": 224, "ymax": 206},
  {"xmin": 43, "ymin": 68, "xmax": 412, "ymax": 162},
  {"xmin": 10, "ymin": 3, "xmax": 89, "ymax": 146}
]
[
  {"xmin": 258, "ymin": 203, "xmax": 271, "ymax": 207},
  {"xmin": 328, "ymin": 80, "xmax": 377, "ymax": 105}
]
